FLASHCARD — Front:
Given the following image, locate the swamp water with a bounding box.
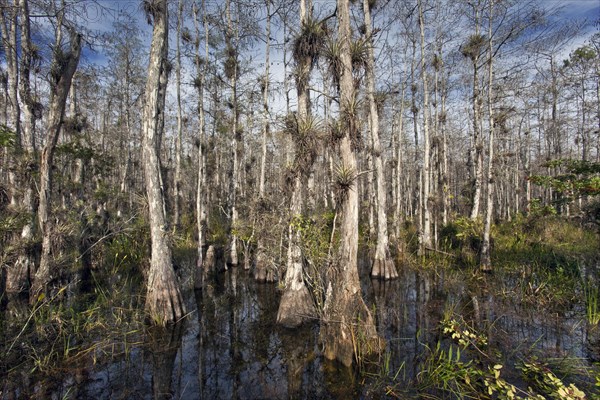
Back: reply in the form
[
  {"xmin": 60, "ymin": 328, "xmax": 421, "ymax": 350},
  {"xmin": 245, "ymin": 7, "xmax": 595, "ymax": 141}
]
[{"xmin": 1, "ymin": 255, "xmax": 598, "ymax": 399}]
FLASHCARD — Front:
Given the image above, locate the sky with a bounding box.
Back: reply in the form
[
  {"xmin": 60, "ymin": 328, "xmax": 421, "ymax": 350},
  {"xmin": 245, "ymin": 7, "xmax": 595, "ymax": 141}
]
[{"xmin": 14, "ymin": 0, "xmax": 600, "ymax": 120}]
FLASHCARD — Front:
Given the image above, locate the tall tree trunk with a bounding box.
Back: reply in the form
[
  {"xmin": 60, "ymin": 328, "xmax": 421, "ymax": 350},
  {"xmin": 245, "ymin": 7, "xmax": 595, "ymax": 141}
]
[
  {"xmin": 30, "ymin": 29, "xmax": 82, "ymax": 302},
  {"xmin": 480, "ymin": 0, "xmax": 495, "ymax": 272},
  {"xmin": 0, "ymin": 0, "xmax": 20, "ymax": 207},
  {"xmin": 364, "ymin": 0, "xmax": 396, "ymax": 280},
  {"xmin": 418, "ymin": 0, "xmax": 432, "ymax": 252},
  {"xmin": 410, "ymin": 39, "xmax": 421, "ymax": 230},
  {"xmin": 141, "ymin": 0, "xmax": 185, "ymax": 325},
  {"xmin": 277, "ymin": 0, "xmax": 317, "ymax": 327},
  {"xmin": 255, "ymin": 0, "xmax": 273, "ymax": 282},
  {"xmin": 173, "ymin": 0, "xmax": 184, "ymax": 230},
  {"xmin": 469, "ymin": 3, "xmax": 483, "ymax": 221},
  {"xmin": 194, "ymin": 0, "xmax": 209, "ymax": 289},
  {"xmin": 227, "ymin": 0, "xmax": 239, "ymax": 267},
  {"xmin": 6, "ymin": 0, "xmax": 36, "ymax": 294},
  {"xmin": 395, "ymin": 83, "xmax": 406, "ymax": 241},
  {"xmin": 320, "ymin": 0, "xmax": 381, "ymax": 367}
]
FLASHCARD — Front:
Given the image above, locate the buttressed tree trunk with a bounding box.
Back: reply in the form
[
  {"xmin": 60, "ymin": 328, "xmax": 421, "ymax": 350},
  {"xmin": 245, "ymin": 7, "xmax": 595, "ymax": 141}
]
[
  {"xmin": 142, "ymin": 0, "xmax": 185, "ymax": 325},
  {"xmin": 320, "ymin": 0, "xmax": 381, "ymax": 367},
  {"xmin": 364, "ymin": 0, "xmax": 397, "ymax": 280},
  {"xmin": 276, "ymin": 0, "xmax": 317, "ymax": 327},
  {"xmin": 30, "ymin": 29, "xmax": 82, "ymax": 302}
]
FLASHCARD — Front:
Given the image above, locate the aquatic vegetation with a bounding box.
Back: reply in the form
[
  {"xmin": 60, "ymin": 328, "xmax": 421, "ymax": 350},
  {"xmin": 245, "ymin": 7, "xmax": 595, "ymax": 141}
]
[
  {"xmin": 520, "ymin": 360, "xmax": 586, "ymax": 399},
  {"xmin": 583, "ymin": 280, "xmax": 600, "ymax": 326},
  {"xmin": 413, "ymin": 317, "xmax": 590, "ymax": 399}
]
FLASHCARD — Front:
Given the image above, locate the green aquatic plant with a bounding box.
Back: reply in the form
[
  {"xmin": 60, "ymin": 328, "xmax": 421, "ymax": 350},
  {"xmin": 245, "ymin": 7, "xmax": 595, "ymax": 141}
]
[
  {"xmin": 583, "ymin": 280, "xmax": 600, "ymax": 326},
  {"xmin": 413, "ymin": 317, "xmax": 590, "ymax": 399},
  {"xmin": 519, "ymin": 360, "xmax": 586, "ymax": 400}
]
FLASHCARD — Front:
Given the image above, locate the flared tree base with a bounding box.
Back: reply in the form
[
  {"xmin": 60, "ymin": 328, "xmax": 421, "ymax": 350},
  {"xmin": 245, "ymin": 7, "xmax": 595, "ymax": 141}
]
[
  {"xmin": 320, "ymin": 290, "xmax": 383, "ymax": 367},
  {"xmin": 145, "ymin": 268, "xmax": 186, "ymax": 326},
  {"xmin": 371, "ymin": 256, "xmax": 398, "ymax": 280},
  {"xmin": 254, "ymin": 251, "xmax": 276, "ymax": 283},
  {"xmin": 276, "ymin": 285, "xmax": 316, "ymax": 328}
]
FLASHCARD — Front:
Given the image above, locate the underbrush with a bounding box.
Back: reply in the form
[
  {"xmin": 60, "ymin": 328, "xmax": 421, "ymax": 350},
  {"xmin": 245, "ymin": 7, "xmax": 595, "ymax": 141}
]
[
  {"xmin": 0, "ymin": 218, "xmax": 152, "ymax": 396},
  {"xmin": 436, "ymin": 214, "xmax": 599, "ymax": 312},
  {"xmin": 368, "ymin": 314, "xmax": 597, "ymax": 399}
]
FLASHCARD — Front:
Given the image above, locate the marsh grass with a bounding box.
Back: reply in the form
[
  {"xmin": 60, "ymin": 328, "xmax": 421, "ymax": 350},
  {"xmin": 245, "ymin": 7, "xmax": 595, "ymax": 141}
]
[
  {"xmin": 583, "ymin": 281, "xmax": 600, "ymax": 326},
  {"xmin": 1, "ymin": 225, "xmax": 150, "ymax": 393}
]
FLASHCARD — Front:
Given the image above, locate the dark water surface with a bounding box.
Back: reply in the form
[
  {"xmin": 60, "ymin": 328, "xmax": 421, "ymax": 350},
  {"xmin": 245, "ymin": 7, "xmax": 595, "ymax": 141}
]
[{"xmin": 1, "ymin": 258, "xmax": 596, "ymax": 399}]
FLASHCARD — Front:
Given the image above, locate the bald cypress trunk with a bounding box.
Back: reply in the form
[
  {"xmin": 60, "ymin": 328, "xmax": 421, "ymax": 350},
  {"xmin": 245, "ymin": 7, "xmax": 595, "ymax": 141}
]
[
  {"xmin": 255, "ymin": 0, "xmax": 274, "ymax": 283},
  {"xmin": 194, "ymin": 0, "xmax": 209, "ymax": 289},
  {"xmin": 320, "ymin": 0, "xmax": 381, "ymax": 367},
  {"xmin": 276, "ymin": 0, "xmax": 317, "ymax": 327},
  {"xmin": 30, "ymin": 29, "xmax": 82, "ymax": 302},
  {"xmin": 226, "ymin": 0, "xmax": 240, "ymax": 267},
  {"xmin": 364, "ymin": 0, "xmax": 397, "ymax": 280},
  {"xmin": 6, "ymin": 0, "xmax": 37, "ymax": 294},
  {"xmin": 141, "ymin": 0, "xmax": 185, "ymax": 325},
  {"xmin": 480, "ymin": 0, "xmax": 495, "ymax": 272},
  {"xmin": 468, "ymin": 4, "xmax": 484, "ymax": 221},
  {"xmin": 0, "ymin": 0, "xmax": 20, "ymax": 208},
  {"xmin": 173, "ymin": 0, "xmax": 184, "ymax": 230},
  {"xmin": 418, "ymin": 0, "xmax": 432, "ymax": 252}
]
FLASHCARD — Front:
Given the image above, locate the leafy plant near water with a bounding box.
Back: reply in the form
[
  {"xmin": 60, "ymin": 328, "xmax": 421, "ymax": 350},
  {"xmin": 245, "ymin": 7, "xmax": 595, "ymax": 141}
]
[
  {"xmin": 520, "ymin": 360, "xmax": 586, "ymax": 399},
  {"xmin": 411, "ymin": 317, "xmax": 589, "ymax": 399},
  {"xmin": 290, "ymin": 212, "xmax": 336, "ymax": 311}
]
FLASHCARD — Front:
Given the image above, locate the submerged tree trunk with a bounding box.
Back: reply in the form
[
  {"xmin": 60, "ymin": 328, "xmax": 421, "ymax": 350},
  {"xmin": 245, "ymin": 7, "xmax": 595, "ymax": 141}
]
[
  {"xmin": 30, "ymin": 29, "xmax": 82, "ymax": 302},
  {"xmin": 141, "ymin": 0, "xmax": 185, "ymax": 325},
  {"xmin": 364, "ymin": 0, "xmax": 396, "ymax": 280},
  {"xmin": 277, "ymin": 0, "xmax": 317, "ymax": 327},
  {"xmin": 226, "ymin": 0, "xmax": 239, "ymax": 267},
  {"xmin": 320, "ymin": 0, "xmax": 381, "ymax": 367},
  {"xmin": 194, "ymin": 0, "xmax": 209, "ymax": 289}
]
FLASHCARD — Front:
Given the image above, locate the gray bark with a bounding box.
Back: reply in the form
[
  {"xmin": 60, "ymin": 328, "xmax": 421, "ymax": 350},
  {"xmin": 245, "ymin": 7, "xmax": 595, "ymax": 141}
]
[
  {"xmin": 418, "ymin": 0, "xmax": 432, "ymax": 251},
  {"xmin": 277, "ymin": 0, "xmax": 317, "ymax": 326},
  {"xmin": 364, "ymin": 0, "xmax": 396, "ymax": 280},
  {"xmin": 6, "ymin": 0, "xmax": 36, "ymax": 294},
  {"xmin": 173, "ymin": 0, "xmax": 184, "ymax": 229},
  {"xmin": 469, "ymin": 2, "xmax": 483, "ymax": 221},
  {"xmin": 0, "ymin": 0, "xmax": 20, "ymax": 207},
  {"xmin": 141, "ymin": 0, "xmax": 185, "ymax": 325},
  {"xmin": 480, "ymin": 0, "xmax": 495, "ymax": 272},
  {"xmin": 227, "ymin": 0, "xmax": 239, "ymax": 267},
  {"xmin": 194, "ymin": 0, "xmax": 209, "ymax": 289},
  {"xmin": 30, "ymin": 29, "xmax": 82, "ymax": 302},
  {"xmin": 320, "ymin": 0, "xmax": 381, "ymax": 367},
  {"xmin": 255, "ymin": 0, "xmax": 273, "ymax": 283}
]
